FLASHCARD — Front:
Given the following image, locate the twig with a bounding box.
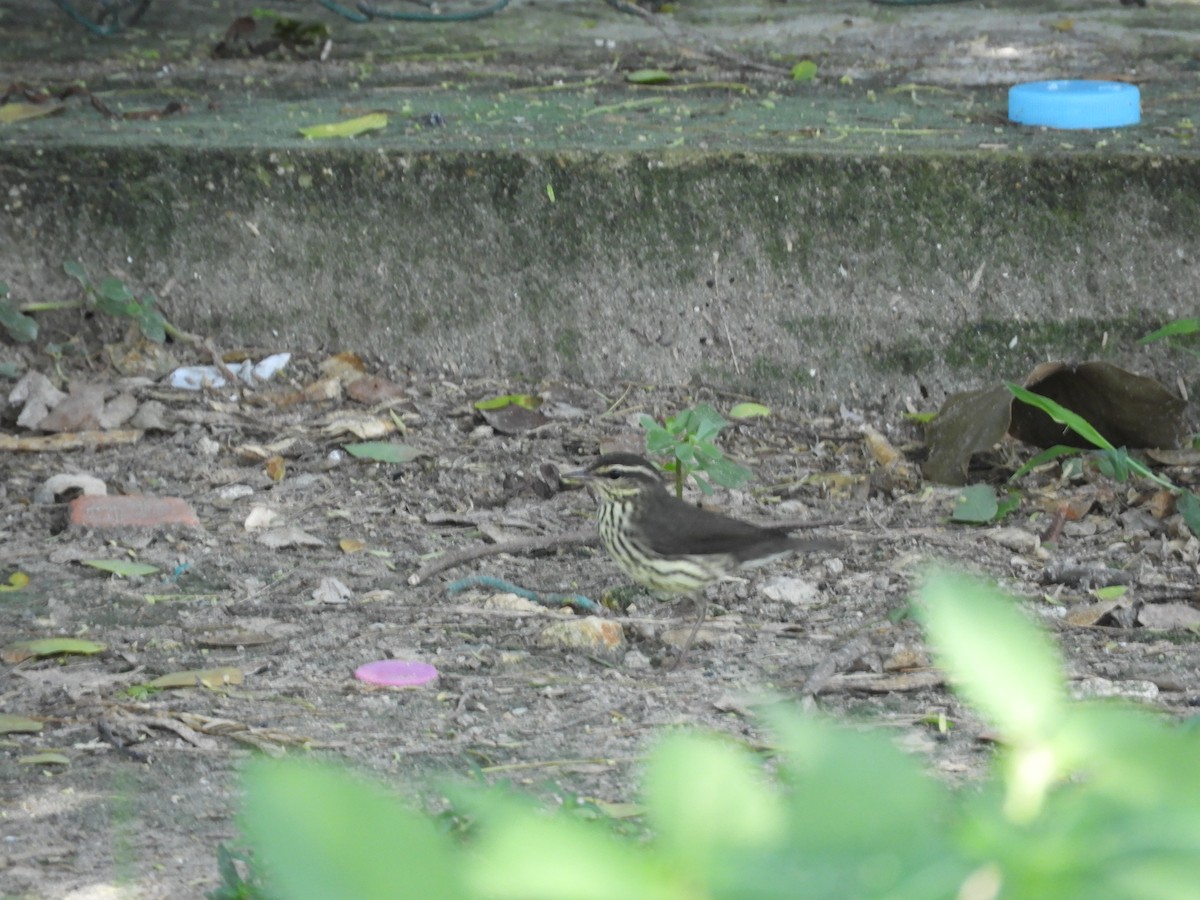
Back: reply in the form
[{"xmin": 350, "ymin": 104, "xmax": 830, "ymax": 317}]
[
  {"xmin": 799, "ymin": 636, "xmax": 870, "ymax": 705},
  {"xmin": 409, "ymin": 529, "xmax": 598, "ymax": 585},
  {"xmin": 202, "ymin": 338, "xmax": 243, "ymax": 391},
  {"xmin": 96, "ymin": 719, "xmax": 150, "ymax": 763},
  {"xmin": 723, "ymin": 319, "xmax": 741, "ymax": 376}
]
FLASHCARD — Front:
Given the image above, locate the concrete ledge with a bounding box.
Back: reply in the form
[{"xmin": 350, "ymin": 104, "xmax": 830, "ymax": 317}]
[{"xmin": 2, "ymin": 145, "xmax": 1196, "ymax": 406}]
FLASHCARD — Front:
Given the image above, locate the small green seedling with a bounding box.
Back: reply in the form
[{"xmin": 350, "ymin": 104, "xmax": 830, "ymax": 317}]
[
  {"xmin": 950, "ymin": 483, "xmax": 1020, "ymax": 524},
  {"xmin": 63, "ymin": 261, "xmax": 169, "ymax": 342},
  {"xmin": 4, "ymin": 261, "xmax": 187, "ymax": 346},
  {"xmin": 639, "ymin": 402, "xmax": 752, "ymax": 498},
  {"xmin": 1007, "ymin": 382, "xmax": 1200, "ymax": 536}
]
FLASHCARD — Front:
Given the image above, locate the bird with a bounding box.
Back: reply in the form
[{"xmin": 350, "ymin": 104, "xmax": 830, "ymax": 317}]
[{"xmin": 565, "ymin": 452, "xmax": 835, "ymax": 665}]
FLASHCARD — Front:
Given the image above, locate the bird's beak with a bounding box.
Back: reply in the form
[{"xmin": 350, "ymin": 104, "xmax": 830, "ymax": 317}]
[{"xmin": 560, "ymin": 466, "xmax": 595, "ymax": 486}]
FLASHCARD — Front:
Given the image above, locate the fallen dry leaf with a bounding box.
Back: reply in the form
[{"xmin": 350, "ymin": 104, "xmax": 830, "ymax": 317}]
[
  {"xmin": 147, "ymin": 666, "xmax": 244, "ymax": 689},
  {"xmin": 258, "ymin": 526, "xmax": 326, "ymax": 548},
  {"xmin": 318, "ymin": 351, "xmax": 367, "ymax": 382},
  {"xmin": 265, "ymin": 455, "xmax": 286, "ymax": 482},
  {"xmin": 0, "ymin": 429, "xmax": 143, "ymax": 452},
  {"xmin": 346, "ymin": 374, "xmax": 405, "ymax": 404},
  {"xmin": 925, "ymin": 362, "xmax": 1188, "ymax": 485},
  {"xmin": 1137, "ymin": 603, "xmax": 1200, "ymax": 630}
]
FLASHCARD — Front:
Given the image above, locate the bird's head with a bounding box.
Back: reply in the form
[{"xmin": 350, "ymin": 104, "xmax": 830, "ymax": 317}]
[{"xmin": 564, "ymin": 453, "xmax": 666, "ymax": 501}]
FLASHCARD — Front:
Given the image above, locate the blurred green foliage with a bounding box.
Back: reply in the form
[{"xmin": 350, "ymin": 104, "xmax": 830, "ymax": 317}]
[{"xmin": 231, "ymin": 570, "xmax": 1200, "ymax": 899}]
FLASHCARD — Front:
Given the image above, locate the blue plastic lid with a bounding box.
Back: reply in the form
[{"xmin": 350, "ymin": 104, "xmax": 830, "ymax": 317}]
[{"xmin": 1008, "ymin": 80, "xmax": 1140, "ymax": 130}]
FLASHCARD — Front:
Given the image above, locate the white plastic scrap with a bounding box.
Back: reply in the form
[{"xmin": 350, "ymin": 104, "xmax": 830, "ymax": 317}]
[{"xmin": 167, "ymin": 353, "xmax": 291, "ymax": 391}]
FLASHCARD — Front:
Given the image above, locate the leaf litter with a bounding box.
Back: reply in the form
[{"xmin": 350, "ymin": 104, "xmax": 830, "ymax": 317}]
[{"xmin": 1, "ymin": 343, "xmax": 1198, "ymax": 897}]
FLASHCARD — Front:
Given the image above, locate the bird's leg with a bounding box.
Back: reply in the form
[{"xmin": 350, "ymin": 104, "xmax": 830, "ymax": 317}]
[{"xmin": 667, "ymin": 593, "xmax": 708, "ymax": 671}]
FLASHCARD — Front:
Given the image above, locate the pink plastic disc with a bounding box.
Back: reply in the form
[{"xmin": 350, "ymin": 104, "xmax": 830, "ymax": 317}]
[{"xmin": 354, "ymin": 659, "xmax": 438, "ymax": 687}]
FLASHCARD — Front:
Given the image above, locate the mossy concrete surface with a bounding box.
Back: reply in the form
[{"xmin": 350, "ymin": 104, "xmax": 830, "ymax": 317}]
[{"xmin": 2, "ymin": 0, "xmax": 1199, "ymax": 407}]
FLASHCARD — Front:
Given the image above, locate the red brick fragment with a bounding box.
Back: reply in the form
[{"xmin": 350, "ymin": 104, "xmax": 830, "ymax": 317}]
[{"xmin": 69, "ymin": 495, "xmax": 200, "ymax": 530}]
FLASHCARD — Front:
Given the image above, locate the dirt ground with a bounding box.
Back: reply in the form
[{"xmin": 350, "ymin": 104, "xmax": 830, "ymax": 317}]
[{"xmin": 1, "ymin": 344, "xmax": 1198, "ymax": 899}]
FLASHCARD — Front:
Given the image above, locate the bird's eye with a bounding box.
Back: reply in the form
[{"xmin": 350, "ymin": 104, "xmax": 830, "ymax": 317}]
[{"xmin": 603, "ymin": 470, "xmax": 621, "ymax": 479}]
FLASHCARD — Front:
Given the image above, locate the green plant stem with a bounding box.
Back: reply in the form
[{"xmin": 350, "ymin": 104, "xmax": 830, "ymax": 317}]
[{"xmin": 19, "ymin": 300, "xmax": 82, "ymax": 312}]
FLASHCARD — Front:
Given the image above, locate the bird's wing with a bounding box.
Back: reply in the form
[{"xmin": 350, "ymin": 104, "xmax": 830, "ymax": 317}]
[{"xmin": 633, "ymin": 493, "xmax": 798, "ymax": 560}]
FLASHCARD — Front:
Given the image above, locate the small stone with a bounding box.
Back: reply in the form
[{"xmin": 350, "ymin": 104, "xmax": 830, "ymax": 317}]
[
  {"xmin": 989, "ymin": 527, "xmax": 1039, "ymax": 554},
  {"xmin": 69, "ymin": 495, "xmax": 200, "ymax": 530},
  {"xmin": 762, "ymin": 576, "xmax": 821, "ymax": 606},
  {"xmin": 538, "ymin": 616, "xmax": 624, "ymax": 653},
  {"xmin": 33, "ymin": 473, "xmax": 107, "ymax": 504},
  {"xmin": 883, "ymin": 643, "xmax": 930, "ymax": 672},
  {"xmin": 622, "ymin": 649, "xmax": 652, "ymax": 670},
  {"xmin": 196, "ymin": 435, "xmax": 221, "ymax": 457},
  {"xmin": 217, "ymin": 484, "xmax": 255, "ymax": 502},
  {"xmin": 484, "ymin": 594, "xmax": 552, "ymax": 614},
  {"xmin": 313, "ymin": 577, "xmax": 352, "ymax": 605},
  {"xmin": 661, "ymin": 624, "xmax": 737, "ymax": 649},
  {"xmin": 1070, "ymin": 676, "xmax": 1159, "ymax": 702}
]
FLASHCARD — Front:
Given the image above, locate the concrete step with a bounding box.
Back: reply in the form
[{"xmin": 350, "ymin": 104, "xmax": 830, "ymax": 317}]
[{"xmin": 2, "ymin": 0, "xmax": 1196, "ymax": 408}]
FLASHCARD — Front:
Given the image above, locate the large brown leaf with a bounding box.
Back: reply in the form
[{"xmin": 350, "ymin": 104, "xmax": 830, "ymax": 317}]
[{"xmin": 924, "ymin": 362, "xmax": 1188, "ymax": 485}]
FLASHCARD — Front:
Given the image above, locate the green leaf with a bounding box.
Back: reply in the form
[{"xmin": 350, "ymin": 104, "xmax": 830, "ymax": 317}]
[
  {"xmin": 63, "ymin": 260, "xmax": 89, "ymax": 286},
  {"xmin": 950, "ymin": 484, "xmax": 999, "ymax": 523},
  {"xmin": 97, "ymin": 276, "xmax": 134, "ymax": 304},
  {"xmin": 643, "ymin": 422, "xmax": 679, "ymax": 455},
  {"xmin": 19, "ymin": 752, "xmax": 70, "ymax": 766},
  {"xmin": 464, "ymin": 787, "xmax": 682, "ymax": 899},
  {"xmin": 1010, "ymin": 444, "xmax": 1085, "ymax": 482},
  {"xmin": 626, "ymin": 69, "xmax": 672, "ymax": 84},
  {"xmin": 645, "ymin": 732, "xmax": 785, "ymax": 879},
  {"xmin": 1007, "ymin": 383, "xmax": 1114, "ymax": 451},
  {"xmin": 344, "ymin": 442, "xmax": 424, "ymax": 464},
  {"xmin": 136, "ymin": 301, "xmax": 167, "ymax": 343},
  {"xmin": 0, "ymin": 571, "xmax": 30, "ymax": 591},
  {"xmin": 299, "ymin": 113, "xmax": 388, "ymax": 139},
  {"xmin": 83, "ymin": 559, "xmax": 160, "ymax": 578},
  {"xmin": 728, "ymin": 402, "xmax": 770, "ymax": 419},
  {"xmin": 0, "ymin": 292, "xmax": 38, "ymax": 343},
  {"xmin": 94, "ymin": 277, "xmax": 138, "ymax": 317},
  {"xmin": 474, "ymin": 394, "xmax": 541, "ymax": 411},
  {"xmin": 1093, "ymin": 585, "xmax": 1128, "ymax": 601},
  {"xmin": 242, "ymin": 760, "xmax": 467, "ymax": 900},
  {"xmin": 1139, "ymin": 318, "xmax": 1200, "ymax": 344},
  {"xmin": 704, "ymin": 456, "xmax": 752, "ymax": 490},
  {"xmin": 995, "ymin": 490, "xmax": 1021, "ymax": 519},
  {"xmin": 919, "ymin": 569, "xmax": 1065, "ymax": 744},
  {"xmin": 687, "ymin": 403, "xmax": 727, "ymax": 443},
  {"xmin": 766, "ymin": 709, "xmax": 954, "ymax": 861},
  {"xmin": 791, "ymin": 60, "xmax": 818, "ymax": 81},
  {"xmin": 1178, "ymin": 490, "xmax": 1200, "ymax": 538},
  {"xmin": 0, "ymin": 714, "xmax": 44, "ymax": 734},
  {"xmin": 545, "ymin": 183, "xmax": 555, "ymax": 203},
  {"xmin": 1095, "ymin": 447, "xmax": 1132, "ymax": 483},
  {"xmin": 2, "ymin": 637, "xmax": 107, "ymax": 663}
]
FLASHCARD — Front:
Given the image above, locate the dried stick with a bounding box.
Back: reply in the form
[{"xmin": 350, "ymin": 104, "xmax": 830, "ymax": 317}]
[{"xmin": 408, "ymin": 529, "xmax": 599, "ymax": 585}]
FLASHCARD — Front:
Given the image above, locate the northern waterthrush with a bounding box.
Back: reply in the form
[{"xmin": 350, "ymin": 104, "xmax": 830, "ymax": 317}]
[{"xmin": 566, "ymin": 452, "xmax": 834, "ymax": 663}]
